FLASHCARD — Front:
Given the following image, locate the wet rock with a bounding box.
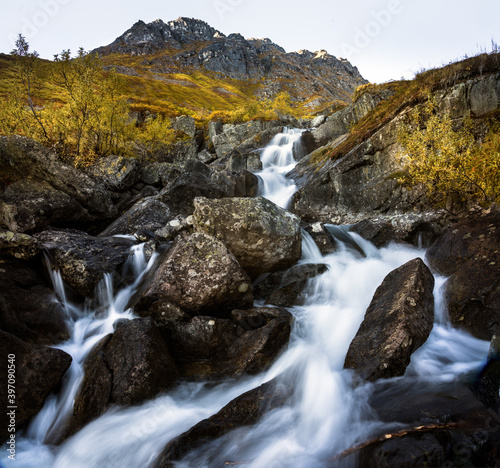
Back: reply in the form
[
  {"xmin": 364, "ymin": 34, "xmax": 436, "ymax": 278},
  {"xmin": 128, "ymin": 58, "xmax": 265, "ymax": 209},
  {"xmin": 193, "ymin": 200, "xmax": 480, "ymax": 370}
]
[
  {"xmin": 0, "ymin": 330, "xmax": 72, "ymax": 445},
  {"xmin": 254, "ymin": 263, "xmax": 328, "ymax": 307},
  {"xmin": 193, "ymin": 196, "xmax": 302, "ymax": 278},
  {"xmin": 0, "ymin": 258, "xmax": 69, "ymax": 345},
  {"xmin": 87, "ymin": 155, "xmax": 141, "ymax": 189},
  {"xmin": 154, "ymin": 378, "xmax": 289, "ymax": 467},
  {"xmin": 304, "ymin": 222, "xmax": 337, "ymax": 255},
  {"xmin": 68, "ymin": 318, "xmax": 178, "ymax": 436},
  {"xmin": 0, "ymin": 178, "xmax": 89, "ymax": 233},
  {"xmin": 351, "ymin": 214, "xmax": 445, "ymax": 248},
  {"xmin": 99, "ymin": 198, "xmax": 172, "ymax": 237},
  {"xmin": 34, "ymin": 230, "xmax": 135, "ymax": 297},
  {"xmin": 134, "ymin": 232, "xmax": 253, "ymax": 316},
  {"xmin": 426, "ymin": 208, "xmax": 500, "ymax": 340},
  {"xmin": 0, "ymin": 136, "xmax": 116, "ymax": 223},
  {"xmin": 344, "ymin": 258, "xmax": 435, "ymax": 381}
]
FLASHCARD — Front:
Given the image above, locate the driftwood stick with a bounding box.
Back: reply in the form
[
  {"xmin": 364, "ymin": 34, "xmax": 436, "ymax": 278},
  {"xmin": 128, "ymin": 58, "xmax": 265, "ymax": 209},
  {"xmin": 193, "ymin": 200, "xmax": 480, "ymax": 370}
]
[
  {"xmin": 331, "ymin": 422, "xmax": 458, "ymax": 461},
  {"xmin": 224, "ymin": 423, "xmax": 458, "ymax": 466}
]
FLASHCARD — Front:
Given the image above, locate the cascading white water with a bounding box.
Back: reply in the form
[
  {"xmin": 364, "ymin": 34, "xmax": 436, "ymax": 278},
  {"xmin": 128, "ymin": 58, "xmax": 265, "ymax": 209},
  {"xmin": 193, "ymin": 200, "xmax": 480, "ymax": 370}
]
[
  {"xmin": 2, "ymin": 129, "xmax": 490, "ymax": 468},
  {"xmin": 256, "ymin": 127, "xmax": 304, "ymax": 209}
]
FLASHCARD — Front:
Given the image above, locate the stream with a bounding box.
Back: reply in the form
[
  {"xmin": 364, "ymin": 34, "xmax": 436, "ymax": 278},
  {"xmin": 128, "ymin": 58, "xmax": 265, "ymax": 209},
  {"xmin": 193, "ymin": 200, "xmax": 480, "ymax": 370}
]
[{"xmin": 1, "ymin": 128, "xmax": 490, "ymax": 468}]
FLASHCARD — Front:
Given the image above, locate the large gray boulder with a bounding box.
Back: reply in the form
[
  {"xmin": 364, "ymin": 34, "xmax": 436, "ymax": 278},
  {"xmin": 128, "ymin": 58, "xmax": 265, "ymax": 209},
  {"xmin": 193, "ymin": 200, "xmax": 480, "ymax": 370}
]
[
  {"xmin": 134, "ymin": 232, "xmax": 253, "ymax": 316},
  {"xmin": 193, "ymin": 197, "xmax": 302, "ymax": 278},
  {"xmin": 344, "ymin": 258, "xmax": 435, "ymax": 381},
  {"xmin": 87, "ymin": 155, "xmax": 141, "ymax": 190},
  {"xmin": 34, "ymin": 230, "xmax": 135, "ymax": 297}
]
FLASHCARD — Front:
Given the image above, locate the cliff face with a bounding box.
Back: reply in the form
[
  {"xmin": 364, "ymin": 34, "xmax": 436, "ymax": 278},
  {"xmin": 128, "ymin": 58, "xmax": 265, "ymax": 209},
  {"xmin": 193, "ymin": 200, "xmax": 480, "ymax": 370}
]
[{"xmin": 94, "ymin": 17, "xmax": 367, "ymax": 104}]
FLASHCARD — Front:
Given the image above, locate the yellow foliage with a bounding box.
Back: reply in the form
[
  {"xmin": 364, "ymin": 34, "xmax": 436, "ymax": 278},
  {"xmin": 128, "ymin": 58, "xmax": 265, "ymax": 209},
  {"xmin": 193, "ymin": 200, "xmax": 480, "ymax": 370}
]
[{"xmin": 397, "ymin": 100, "xmax": 500, "ymax": 206}]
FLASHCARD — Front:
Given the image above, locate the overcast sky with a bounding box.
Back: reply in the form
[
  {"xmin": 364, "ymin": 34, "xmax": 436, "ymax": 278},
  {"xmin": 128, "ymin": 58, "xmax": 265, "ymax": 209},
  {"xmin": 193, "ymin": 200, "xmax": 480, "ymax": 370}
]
[{"xmin": 1, "ymin": 0, "xmax": 498, "ymax": 83}]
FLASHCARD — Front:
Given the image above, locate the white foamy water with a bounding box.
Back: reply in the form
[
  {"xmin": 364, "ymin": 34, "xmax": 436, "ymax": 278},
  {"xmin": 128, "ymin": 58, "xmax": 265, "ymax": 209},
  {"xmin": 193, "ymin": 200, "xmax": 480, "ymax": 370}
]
[{"xmin": 1, "ymin": 129, "xmax": 490, "ymax": 468}]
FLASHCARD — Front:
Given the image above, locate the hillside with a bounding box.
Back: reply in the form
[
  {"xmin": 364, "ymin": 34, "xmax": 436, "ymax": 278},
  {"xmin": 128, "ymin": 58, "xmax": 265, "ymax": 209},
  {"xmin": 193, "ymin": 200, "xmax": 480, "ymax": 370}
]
[{"xmin": 94, "ymin": 17, "xmax": 367, "ymax": 112}]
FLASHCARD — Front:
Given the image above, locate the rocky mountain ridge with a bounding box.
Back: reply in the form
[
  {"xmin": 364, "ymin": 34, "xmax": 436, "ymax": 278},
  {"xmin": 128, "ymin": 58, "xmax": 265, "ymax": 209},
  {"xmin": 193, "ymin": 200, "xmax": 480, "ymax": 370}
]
[{"xmin": 94, "ymin": 17, "xmax": 367, "ymax": 104}]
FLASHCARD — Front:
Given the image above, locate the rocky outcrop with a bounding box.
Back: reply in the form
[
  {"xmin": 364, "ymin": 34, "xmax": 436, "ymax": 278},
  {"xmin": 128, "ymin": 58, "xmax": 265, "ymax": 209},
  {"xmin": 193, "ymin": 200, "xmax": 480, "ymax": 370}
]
[
  {"xmin": 0, "ymin": 178, "xmax": 89, "ymax": 233},
  {"xmin": 34, "ymin": 230, "xmax": 135, "ymax": 297},
  {"xmin": 291, "ymin": 72, "xmax": 500, "ymax": 225},
  {"xmin": 193, "ymin": 197, "xmax": 302, "ymax": 278},
  {"xmin": 344, "ymin": 258, "xmax": 435, "ymax": 381},
  {"xmin": 68, "ymin": 318, "xmax": 178, "ymax": 436},
  {"xmin": 0, "ymin": 136, "xmax": 116, "ymax": 228},
  {"xmin": 134, "ymin": 232, "xmax": 253, "ymax": 316},
  {"xmin": 426, "ymin": 208, "xmax": 500, "ymax": 340},
  {"xmin": 154, "ymin": 379, "xmax": 289, "ymax": 467},
  {"xmin": 0, "ymin": 330, "xmax": 72, "ymax": 445}
]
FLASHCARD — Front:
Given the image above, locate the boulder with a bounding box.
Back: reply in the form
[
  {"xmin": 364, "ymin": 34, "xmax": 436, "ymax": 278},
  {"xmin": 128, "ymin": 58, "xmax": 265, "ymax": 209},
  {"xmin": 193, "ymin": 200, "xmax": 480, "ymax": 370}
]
[
  {"xmin": 193, "ymin": 197, "xmax": 302, "ymax": 278},
  {"xmin": 159, "ymin": 308, "xmax": 292, "ymax": 379},
  {"xmin": 0, "ymin": 178, "xmax": 89, "ymax": 233},
  {"xmin": 159, "ymin": 161, "xmax": 227, "ymax": 217},
  {"xmin": 0, "ymin": 330, "xmax": 72, "ymax": 445},
  {"xmin": 211, "ymin": 120, "xmax": 264, "ymax": 158},
  {"xmin": 68, "ymin": 318, "xmax": 178, "ymax": 436},
  {"xmin": 254, "ymin": 263, "xmax": 328, "ymax": 307},
  {"xmin": 134, "ymin": 232, "xmax": 253, "ymax": 316},
  {"xmin": 154, "ymin": 379, "xmax": 289, "ymax": 467},
  {"xmin": 0, "ymin": 258, "xmax": 69, "ymax": 345},
  {"xmin": 165, "ymin": 139, "xmax": 198, "ymax": 165},
  {"xmin": 87, "ymin": 155, "xmax": 141, "ymax": 189},
  {"xmin": 34, "ymin": 230, "xmax": 135, "ymax": 297},
  {"xmin": 0, "ymin": 136, "xmax": 116, "ymax": 222},
  {"xmin": 303, "ymin": 222, "xmax": 338, "ymax": 255},
  {"xmin": 344, "ymin": 258, "xmax": 435, "ymax": 381},
  {"xmin": 99, "ymin": 198, "xmax": 172, "ymax": 237},
  {"xmin": 173, "ymin": 115, "xmax": 196, "ymax": 138},
  {"xmin": 139, "ymin": 162, "xmax": 182, "ymax": 187},
  {"xmin": 426, "ymin": 208, "xmax": 500, "ymax": 340}
]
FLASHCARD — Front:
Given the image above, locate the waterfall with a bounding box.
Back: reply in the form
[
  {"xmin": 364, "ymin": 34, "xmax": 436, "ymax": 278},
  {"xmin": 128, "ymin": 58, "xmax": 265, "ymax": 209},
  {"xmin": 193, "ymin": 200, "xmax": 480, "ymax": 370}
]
[{"xmin": 2, "ymin": 129, "xmax": 490, "ymax": 468}]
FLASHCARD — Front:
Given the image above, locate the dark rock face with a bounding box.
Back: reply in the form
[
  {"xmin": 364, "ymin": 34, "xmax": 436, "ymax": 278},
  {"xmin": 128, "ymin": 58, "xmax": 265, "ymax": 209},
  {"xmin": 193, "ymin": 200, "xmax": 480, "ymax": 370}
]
[
  {"xmin": 0, "ymin": 178, "xmax": 89, "ymax": 233},
  {"xmin": 0, "ymin": 330, "xmax": 72, "ymax": 445},
  {"xmin": 193, "ymin": 197, "xmax": 302, "ymax": 278},
  {"xmin": 254, "ymin": 263, "xmax": 328, "ymax": 307},
  {"xmin": 0, "ymin": 258, "xmax": 69, "ymax": 345},
  {"xmin": 99, "ymin": 197, "xmax": 172, "ymax": 237},
  {"xmin": 426, "ymin": 208, "xmax": 500, "ymax": 340},
  {"xmin": 0, "ymin": 136, "xmax": 116, "ymax": 227},
  {"xmin": 161, "ymin": 308, "xmax": 292, "ymax": 379},
  {"xmin": 344, "ymin": 258, "xmax": 435, "ymax": 381},
  {"xmin": 135, "ymin": 233, "xmax": 253, "ymax": 316},
  {"xmin": 0, "ymin": 231, "xmax": 39, "ymax": 260},
  {"xmin": 158, "ymin": 161, "xmax": 228, "ymax": 217},
  {"xmin": 34, "ymin": 230, "xmax": 135, "ymax": 297},
  {"xmin": 68, "ymin": 318, "xmax": 178, "ymax": 436},
  {"xmin": 154, "ymin": 379, "xmax": 289, "ymax": 467}
]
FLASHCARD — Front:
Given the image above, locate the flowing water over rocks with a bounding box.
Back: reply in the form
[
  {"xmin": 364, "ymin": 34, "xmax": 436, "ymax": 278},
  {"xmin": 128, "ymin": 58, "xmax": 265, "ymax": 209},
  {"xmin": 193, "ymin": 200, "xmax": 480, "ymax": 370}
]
[{"xmin": 1, "ymin": 128, "xmax": 494, "ymax": 468}]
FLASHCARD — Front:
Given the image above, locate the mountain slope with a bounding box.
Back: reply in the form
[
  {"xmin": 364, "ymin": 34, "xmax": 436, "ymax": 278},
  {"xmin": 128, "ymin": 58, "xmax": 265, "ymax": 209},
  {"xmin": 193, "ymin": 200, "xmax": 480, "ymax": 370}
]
[{"xmin": 94, "ymin": 17, "xmax": 367, "ymax": 108}]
